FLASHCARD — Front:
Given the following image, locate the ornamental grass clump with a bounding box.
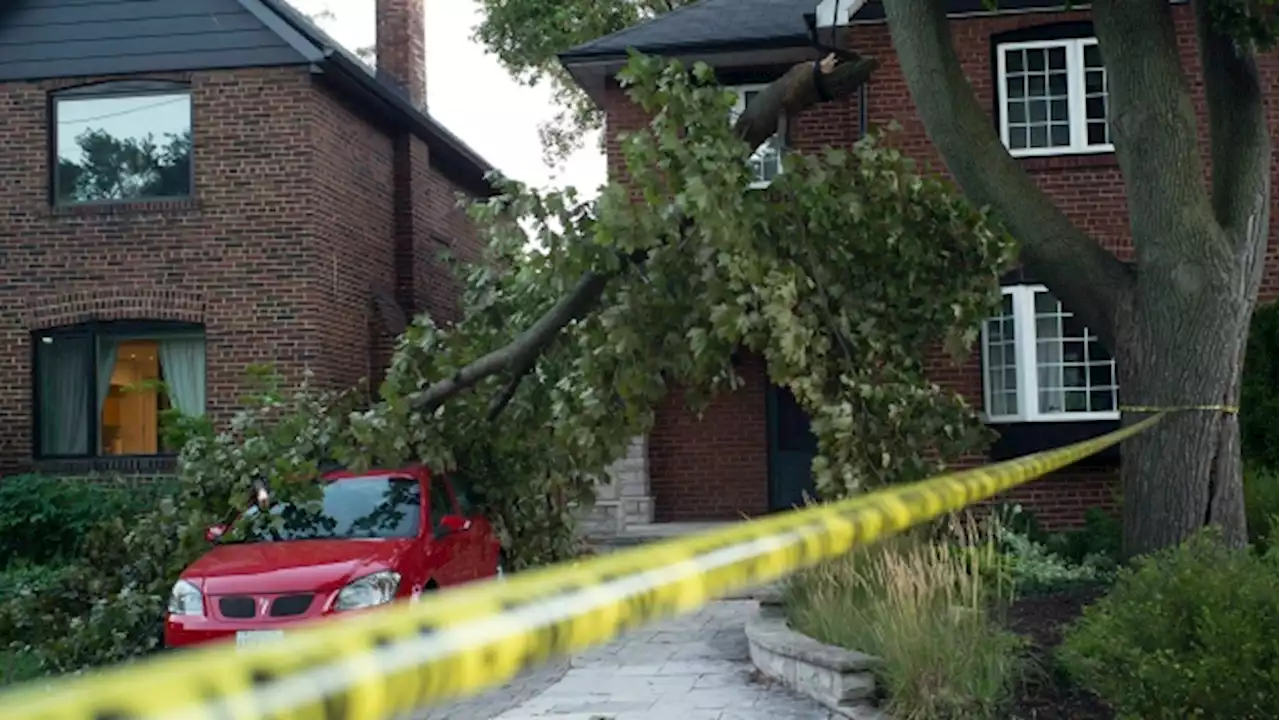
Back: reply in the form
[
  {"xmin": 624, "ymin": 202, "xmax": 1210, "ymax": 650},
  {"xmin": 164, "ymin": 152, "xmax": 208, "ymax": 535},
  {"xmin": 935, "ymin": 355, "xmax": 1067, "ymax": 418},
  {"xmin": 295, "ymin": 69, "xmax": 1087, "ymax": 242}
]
[{"xmin": 784, "ymin": 519, "xmax": 1026, "ymax": 720}]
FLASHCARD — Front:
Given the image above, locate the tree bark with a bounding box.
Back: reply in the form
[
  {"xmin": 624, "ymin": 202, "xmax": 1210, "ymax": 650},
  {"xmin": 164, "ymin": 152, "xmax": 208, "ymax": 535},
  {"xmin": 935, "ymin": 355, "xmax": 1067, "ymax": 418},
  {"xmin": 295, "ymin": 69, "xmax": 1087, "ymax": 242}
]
[
  {"xmin": 409, "ymin": 54, "xmax": 875, "ymax": 417},
  {"xmin": 884, "ymin": 0, "xmax": 1272, "ymax": 556}
]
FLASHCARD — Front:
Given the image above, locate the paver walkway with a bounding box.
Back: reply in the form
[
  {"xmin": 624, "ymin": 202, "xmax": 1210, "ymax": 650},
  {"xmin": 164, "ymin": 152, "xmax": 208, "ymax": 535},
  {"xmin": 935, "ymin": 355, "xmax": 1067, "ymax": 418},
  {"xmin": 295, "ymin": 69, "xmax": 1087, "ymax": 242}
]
[{"xmin": 420, "ymin": 601, "xmax": 835, "ymax": 720}]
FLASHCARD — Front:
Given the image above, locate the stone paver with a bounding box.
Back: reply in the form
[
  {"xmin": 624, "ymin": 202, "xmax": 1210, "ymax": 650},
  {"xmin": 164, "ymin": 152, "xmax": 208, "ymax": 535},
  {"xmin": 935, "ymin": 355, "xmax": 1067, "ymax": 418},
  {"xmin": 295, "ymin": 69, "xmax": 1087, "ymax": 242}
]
[
  {"xmin": 488, "ymin": 601, "xmax": 837, "ymax": 720},
  {"xmin": 415, "ymin": 658, "xmax": 571, "ymax": 720}
]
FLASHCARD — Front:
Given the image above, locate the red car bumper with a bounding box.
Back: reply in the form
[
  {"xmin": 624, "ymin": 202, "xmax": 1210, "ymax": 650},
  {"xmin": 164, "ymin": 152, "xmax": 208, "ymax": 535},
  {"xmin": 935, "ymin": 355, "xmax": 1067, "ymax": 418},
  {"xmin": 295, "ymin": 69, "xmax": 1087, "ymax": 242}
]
[{"xmin": 163, "ymin": 613, "xmax": 318, "ymax": 649}]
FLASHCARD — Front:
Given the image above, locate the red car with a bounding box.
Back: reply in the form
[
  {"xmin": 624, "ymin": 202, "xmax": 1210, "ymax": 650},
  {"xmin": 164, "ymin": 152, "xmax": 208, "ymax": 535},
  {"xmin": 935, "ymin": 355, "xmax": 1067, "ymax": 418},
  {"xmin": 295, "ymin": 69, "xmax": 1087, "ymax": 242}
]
[{"xmin": 163, "ymin": 466, "xmax": 503, "ymax": 649}]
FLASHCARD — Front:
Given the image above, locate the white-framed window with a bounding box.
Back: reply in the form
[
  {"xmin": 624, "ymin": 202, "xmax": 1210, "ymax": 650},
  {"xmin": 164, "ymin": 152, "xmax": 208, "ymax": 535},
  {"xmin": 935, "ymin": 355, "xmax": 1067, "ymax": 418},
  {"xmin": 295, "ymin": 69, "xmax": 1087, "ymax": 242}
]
[
  {"xmin": 729, "ymin": 85, "xmax": 786, "ymax": 188},
  {"xmin": 996, "ymin": 38, "xmax": 1112, "ymax": 157},
  {"xmin": 981, "ymin": 285, "xmax": 1119, "ymax": 423}
]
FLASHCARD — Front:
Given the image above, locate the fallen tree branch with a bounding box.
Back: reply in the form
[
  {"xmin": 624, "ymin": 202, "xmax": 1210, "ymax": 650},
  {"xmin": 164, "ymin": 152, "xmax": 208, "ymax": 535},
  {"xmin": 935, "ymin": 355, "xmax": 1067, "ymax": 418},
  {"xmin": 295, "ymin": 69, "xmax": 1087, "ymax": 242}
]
[{"xmin": 410, "ymin": 54, "xmax": 877, "ymax": 419}]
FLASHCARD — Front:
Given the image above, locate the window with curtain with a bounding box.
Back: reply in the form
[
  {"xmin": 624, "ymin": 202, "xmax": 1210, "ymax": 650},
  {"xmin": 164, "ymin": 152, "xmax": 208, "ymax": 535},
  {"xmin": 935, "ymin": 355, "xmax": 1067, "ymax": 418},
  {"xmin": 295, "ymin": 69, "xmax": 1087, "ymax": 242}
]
[{"xmin": 33, "ymin": 321, "xmax": 206, "ymax": 458}]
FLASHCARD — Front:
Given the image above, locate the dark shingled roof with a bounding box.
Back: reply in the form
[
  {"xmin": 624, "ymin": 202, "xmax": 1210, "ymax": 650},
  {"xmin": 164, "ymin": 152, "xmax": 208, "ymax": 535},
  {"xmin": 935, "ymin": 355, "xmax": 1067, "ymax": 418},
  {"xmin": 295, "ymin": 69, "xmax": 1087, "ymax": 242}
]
[
  {"xmin": 558, "ymin": 0, "xmax": 1107, "ymax": 62},
  {"xmin": 561, "ymin": 0, "xmax": 817, "ymax": 59}
]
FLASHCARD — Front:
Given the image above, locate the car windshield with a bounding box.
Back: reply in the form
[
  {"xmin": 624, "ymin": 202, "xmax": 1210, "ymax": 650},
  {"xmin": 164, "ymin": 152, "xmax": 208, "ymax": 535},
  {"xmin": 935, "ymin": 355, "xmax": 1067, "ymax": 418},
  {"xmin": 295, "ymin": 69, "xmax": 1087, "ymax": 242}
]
[{"xmin": 227, "ymin": 476, "xmax": 422, "ymax": 543}]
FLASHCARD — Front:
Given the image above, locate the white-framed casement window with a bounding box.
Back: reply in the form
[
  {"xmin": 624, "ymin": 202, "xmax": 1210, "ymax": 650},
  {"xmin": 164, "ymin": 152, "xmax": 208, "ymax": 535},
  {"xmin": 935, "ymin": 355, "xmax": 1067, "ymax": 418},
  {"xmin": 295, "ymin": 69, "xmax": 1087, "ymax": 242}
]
[
  {"xmin": 982, "ymin": 285, "xmax": 1119, "ymax": 423},
  {"xmin": 996, "ymin": 38, "xmax": 1112, "ymax": 157},
  {"xmin": 729, "ymin": 85, "xmax": 786, "ymax": 188}
]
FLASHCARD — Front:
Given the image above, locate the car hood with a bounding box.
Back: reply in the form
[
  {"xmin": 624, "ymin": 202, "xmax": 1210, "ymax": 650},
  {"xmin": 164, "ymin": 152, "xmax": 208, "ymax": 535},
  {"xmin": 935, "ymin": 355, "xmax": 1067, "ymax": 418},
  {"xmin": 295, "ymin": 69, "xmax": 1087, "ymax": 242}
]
[{"xmin": 182, "ymin": 538, "xmax": 412, "ymax": 595}]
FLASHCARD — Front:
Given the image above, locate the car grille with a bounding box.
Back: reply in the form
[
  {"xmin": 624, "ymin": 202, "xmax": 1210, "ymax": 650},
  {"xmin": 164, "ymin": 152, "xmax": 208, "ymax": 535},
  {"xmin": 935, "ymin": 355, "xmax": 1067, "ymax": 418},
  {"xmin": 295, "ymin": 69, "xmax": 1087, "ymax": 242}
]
[
  {"xmin": 269, "ymin": 594, "xmax": 314, "ymax": 617},
  {"xmin": 218, "ymin": 596, "xmax": 255, "ymax": 618}
]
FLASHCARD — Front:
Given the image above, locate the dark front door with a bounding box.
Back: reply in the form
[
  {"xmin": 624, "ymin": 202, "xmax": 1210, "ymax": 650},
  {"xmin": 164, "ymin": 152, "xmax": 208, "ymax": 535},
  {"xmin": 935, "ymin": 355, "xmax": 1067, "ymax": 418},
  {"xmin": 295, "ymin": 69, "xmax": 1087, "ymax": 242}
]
[{"xmin": 767, "ymin": 385, "xmax": 818, "ymax": 511}]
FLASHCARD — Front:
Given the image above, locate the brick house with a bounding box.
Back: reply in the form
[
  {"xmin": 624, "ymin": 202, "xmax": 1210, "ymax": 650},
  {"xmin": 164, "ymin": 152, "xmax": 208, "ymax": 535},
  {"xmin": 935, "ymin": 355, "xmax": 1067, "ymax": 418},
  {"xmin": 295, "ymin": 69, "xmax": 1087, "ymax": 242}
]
[
  {"xmin": 0, "ymin": 0, "xmax": 495, "ymax": 476},
  {"xmin": 563, "ymin": 0, "xmax": 1280, "ymax": 531}
]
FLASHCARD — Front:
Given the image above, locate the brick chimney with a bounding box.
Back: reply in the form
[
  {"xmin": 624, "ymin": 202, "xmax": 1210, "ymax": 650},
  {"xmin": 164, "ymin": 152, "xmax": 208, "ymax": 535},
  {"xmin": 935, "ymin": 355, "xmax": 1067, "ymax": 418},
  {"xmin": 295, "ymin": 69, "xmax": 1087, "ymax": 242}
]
[{"xmin": 375, "ymin": 0, "xmax": 426, "ymax": 108}]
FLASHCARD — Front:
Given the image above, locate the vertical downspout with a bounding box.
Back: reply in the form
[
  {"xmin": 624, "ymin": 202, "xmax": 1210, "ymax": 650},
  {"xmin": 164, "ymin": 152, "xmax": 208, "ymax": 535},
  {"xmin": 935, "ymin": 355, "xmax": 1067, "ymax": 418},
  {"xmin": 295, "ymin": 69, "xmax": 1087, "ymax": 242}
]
[{"xmin": 859, "ymin": 82, "xmax": 868, "ymax": 139}]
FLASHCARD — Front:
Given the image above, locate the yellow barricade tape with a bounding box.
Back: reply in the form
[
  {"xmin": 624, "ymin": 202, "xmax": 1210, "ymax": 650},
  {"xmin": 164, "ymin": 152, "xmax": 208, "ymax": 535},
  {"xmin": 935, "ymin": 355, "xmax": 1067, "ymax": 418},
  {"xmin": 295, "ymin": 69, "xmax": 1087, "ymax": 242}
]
[{"xmin": 0, "ymin": 414, "xmax": 1162, "ymax": 720}]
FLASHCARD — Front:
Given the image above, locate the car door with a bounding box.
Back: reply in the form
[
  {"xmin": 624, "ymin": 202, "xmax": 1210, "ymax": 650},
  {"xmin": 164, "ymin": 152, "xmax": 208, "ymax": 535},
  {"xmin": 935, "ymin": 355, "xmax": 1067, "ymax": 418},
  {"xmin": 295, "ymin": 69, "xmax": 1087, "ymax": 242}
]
[
  {"xmin": 443, "ymin": 471, "xmax": 496, "ymax": 580},
  {"xmin": 424, "ymin": 471, "xmax": 469, "ymax": 588}
]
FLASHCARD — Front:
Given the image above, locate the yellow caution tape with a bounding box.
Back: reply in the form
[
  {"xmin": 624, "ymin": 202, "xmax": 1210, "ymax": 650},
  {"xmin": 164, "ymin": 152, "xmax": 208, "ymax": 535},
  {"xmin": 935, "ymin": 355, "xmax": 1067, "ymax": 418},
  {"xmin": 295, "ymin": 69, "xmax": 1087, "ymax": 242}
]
[{"xmin": 0, "ymin": 414, "xmax": 1162, "ymax": 720}]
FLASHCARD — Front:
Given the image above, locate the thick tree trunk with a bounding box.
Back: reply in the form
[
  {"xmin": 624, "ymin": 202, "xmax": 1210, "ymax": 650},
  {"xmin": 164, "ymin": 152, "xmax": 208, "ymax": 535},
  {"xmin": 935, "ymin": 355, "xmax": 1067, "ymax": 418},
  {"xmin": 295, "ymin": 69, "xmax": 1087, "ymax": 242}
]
[{"xmin": 1118, "ymin": 281, "xmax": 1250, "ymax": 556}]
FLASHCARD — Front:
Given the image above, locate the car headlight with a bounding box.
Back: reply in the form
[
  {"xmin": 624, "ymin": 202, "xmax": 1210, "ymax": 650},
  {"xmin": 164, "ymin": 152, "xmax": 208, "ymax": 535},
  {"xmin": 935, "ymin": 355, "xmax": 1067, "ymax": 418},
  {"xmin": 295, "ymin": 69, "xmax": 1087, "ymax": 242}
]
[
  {"xmin": 167, "ymin": 579, "xmax": 204, "ymax": 616},
  {"xmin": 334, "ymin": 571, "xmax": 401, "ymax": 611}
]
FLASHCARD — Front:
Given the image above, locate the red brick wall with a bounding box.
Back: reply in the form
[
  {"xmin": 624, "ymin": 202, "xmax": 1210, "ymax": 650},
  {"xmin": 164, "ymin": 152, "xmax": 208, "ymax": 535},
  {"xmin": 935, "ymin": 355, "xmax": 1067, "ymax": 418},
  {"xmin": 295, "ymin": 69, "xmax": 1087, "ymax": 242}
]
[
  {"xmin": 0, "ymin": 67, "xmax": 487, "ymax": 474},
  {"xmin": 0, "ymin": 67, "xmax": 320, "ymax": 474},
  {"xmin": 602, "ymin": 6, "xmax": 1280, "ymax": 528},
  {"xmin": 649, "ymin": 353, "xmax": 771, "ymax": 521}
]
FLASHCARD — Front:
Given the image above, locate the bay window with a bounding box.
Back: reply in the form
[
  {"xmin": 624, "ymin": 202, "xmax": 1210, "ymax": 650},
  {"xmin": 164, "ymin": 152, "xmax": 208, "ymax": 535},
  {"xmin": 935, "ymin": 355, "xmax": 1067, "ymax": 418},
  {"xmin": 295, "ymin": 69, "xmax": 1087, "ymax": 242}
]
[{"xmin": 981, "ymin": 285, "xmax": 1118, "ymax": 423}]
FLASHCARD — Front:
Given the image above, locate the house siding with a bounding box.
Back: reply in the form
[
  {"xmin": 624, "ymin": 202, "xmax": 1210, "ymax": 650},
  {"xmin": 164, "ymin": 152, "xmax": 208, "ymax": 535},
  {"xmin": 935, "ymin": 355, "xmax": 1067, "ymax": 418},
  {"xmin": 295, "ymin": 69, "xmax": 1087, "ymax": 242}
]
[
  {"xmin": 600, "ymin": 5, "xmax": 1279, "ymax": 528},
  {"xmin": 0, "ymin": 0, "xmax": 312, "ymax": 82}
]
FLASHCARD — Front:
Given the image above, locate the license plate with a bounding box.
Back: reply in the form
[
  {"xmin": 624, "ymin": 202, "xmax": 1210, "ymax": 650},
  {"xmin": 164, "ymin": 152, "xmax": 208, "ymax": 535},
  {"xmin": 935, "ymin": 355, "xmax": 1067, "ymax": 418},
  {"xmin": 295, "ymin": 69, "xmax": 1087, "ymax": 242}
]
[{"xmin": 235, "ymin": 630, "xmax": 284, "ymax": 648}]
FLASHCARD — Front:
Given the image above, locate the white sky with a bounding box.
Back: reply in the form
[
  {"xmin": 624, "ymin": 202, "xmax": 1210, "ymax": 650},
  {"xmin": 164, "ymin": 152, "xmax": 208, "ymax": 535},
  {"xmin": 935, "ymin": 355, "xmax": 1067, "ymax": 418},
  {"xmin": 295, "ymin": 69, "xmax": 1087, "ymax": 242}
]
[{"xmin": 290, "ymin": 0, "xmax": 607, "ymax": 197}]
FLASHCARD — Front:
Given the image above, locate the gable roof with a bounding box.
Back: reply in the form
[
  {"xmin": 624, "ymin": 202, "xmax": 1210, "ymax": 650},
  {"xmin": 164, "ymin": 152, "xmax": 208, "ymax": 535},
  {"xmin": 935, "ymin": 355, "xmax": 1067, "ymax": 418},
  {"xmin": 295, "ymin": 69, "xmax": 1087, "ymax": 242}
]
[
  {"xmin": 558, "ymin": 0, "xmax": 1095, "ymax": 62},
  {"xmin": 0, "ymin": 0, "xmax": 497, "ymax": 196}
]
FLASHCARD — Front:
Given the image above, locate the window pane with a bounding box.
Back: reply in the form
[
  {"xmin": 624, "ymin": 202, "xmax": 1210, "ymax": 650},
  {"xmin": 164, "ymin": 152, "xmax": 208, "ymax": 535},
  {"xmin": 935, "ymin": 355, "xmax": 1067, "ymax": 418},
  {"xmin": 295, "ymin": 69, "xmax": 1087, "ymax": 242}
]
[
  {"xmin": 1086, "ymin": 96, "xmax": 1107, "ymax": 121},
  {"xmin": 1084, "ymin": 43, "xmax": 1103, "ymax": 68},
  {"xmin": 1050, "ymin": 124, "xmax": 1070, "ymax": 147},
  {"xmin": 1028, "ymin": 74, "xmax": 1046, "ymax": 97},
  {"xmin": 1006, "ymin": 49, "xmax": 1024, "ymax": 72},
  {"xmin": 37, "ymin": 334, "xmax": 93, "ymax": 456},
  {"xmin": 1029, "ymin": 126, "xmax": 1048, "ymax": 147},
  {"xmin": 55, "ymin": 92, "xmax": 192, "ymax": 204},
  {"xmin": 1030, "ymin": 99, "xmax": 1048, "ymax": 123},
  {"xmin": 1087, "ymin": 121, "xmax": 1108, "ymax": 146},
  {"xmin": 1008, "ymin": 101, "xmax": 1026, "ymax": 123},
  {"xmin": 1027, "ymin": 49, "xmax": 1046, "ymax": 71},
  {"xmin": 1009, "ymin": 126, "xmax": 1028, "ymax": 149},
  {"xmin": 1050, "ymin": 99, "xmax": 1068, "ymax": 122},
  {"xmin": 1006, "ymin": 75, "xmax": 1025, "ymax": 100},
  {"xmin": 1048, "ymin": 47, "xmax": 1067, "ymax": 70},
  {"xmin": 1048, "ymin": 72, "xmax": 1068, "ymax": 96},
  {"xmin": 429, "ymin": 479, "xmax": 455, "ymax": 527},
  {"xmin": 1031, "ymin": 287, "xmax": 1118, "ymax": 416},
  {"xmin": 1085, "ymin": 69, "xmax": 1105, "ymax": 94},
  {"xmin": 101, "ymin": 339, "xmax": 163, "ymax": 455}
]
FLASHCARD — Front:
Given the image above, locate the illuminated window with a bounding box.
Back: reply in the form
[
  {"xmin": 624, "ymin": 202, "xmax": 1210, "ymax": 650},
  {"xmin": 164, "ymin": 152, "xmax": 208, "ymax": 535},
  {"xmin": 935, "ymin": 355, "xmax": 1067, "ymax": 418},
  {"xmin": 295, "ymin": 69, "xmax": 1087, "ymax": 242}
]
[{"xmin": 33, "ymin": 321, "xmax": 206, "ymax": 457}]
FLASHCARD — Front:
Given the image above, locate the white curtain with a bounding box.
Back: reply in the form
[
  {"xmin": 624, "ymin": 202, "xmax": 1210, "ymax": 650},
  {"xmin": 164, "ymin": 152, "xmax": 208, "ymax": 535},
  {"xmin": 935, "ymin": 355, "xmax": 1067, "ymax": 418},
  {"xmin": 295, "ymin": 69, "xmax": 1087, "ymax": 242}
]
[
  {"xmin": 96, "ymin": 337, "xmax": 118, "ymax": 413},
  {"xmin": 158, "ymin": 338, "xmax": 206, "ymax": 417},
  {"xmin": 38, "ymin": 336, "xmax": 91, "ymax": 455}
]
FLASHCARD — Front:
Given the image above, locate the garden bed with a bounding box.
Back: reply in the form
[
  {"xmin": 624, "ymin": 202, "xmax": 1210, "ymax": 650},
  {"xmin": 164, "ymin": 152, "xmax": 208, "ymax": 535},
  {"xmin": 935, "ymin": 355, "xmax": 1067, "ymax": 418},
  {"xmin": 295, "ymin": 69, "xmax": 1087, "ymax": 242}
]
[{"xmin": 1005, "ymin": 587, "xmax": 1112, "ymax": 720}]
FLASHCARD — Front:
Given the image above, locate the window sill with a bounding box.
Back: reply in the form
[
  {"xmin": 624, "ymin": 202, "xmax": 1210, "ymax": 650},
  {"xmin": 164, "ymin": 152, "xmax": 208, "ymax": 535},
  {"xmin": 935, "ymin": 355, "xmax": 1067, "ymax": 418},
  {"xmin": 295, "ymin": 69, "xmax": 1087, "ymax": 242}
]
[
  {"xmin": 984, "ymin": 412, "xmax": 1120, "ymax": 424},
  {"xmin": 34, "ymin": 454, "xmax": 179, "ymax": 476},
  {"xmin": 47, "ymin": 197, "xmax": 201, "ymax": 219}
]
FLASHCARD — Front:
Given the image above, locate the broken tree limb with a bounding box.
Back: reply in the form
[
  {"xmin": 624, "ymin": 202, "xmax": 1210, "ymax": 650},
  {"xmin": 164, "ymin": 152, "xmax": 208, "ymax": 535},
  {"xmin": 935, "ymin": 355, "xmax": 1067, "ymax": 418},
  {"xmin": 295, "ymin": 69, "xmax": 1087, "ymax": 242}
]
[{"xmin": 410, "ymin": 54, "xmax": 876, "ymax": 419}]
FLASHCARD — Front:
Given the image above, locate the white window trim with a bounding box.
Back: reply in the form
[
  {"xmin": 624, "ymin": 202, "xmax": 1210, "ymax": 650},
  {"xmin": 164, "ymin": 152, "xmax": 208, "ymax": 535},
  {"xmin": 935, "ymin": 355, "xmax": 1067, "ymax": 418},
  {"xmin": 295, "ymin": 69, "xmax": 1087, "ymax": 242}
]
[
  {"xmin": 995, "ymin": 37, "xmax": 1115, "ymax": 158},
  {"xmin": 730, "ymin": 84, "xmax": 787, "ymax": 189},
  {"xmin": 981, "ymin": 284, "xmax": 1120, "ymax": 424}
]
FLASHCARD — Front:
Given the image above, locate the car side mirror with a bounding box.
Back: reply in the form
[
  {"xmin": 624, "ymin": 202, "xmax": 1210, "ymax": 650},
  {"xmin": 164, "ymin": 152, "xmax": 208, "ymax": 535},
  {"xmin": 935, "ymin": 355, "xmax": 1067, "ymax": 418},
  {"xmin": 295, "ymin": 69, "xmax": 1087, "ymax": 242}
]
[
  {"xmin": 205, "ymin": 524, "xmax": 228, "ymax": 543},
  {"xmin": 433, "ymin": 514, "xmax": 469, "ymax": 539}
]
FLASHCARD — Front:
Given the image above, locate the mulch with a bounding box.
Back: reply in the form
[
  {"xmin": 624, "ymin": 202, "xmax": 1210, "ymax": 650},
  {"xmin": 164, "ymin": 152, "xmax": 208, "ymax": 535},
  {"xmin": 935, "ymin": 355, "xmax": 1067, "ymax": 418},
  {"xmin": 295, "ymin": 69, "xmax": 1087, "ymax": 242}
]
[{"xmin": 1005, "ymin": 586, "xmax": 1114, "ymax": 720}]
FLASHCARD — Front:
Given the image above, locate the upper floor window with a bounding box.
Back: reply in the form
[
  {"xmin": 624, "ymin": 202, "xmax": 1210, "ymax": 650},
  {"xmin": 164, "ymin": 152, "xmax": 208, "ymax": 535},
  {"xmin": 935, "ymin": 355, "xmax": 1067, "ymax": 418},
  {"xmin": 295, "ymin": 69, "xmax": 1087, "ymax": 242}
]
[
  {"xmin": 52, "ymin": 81, "xmax": 193, "ymax": 205},
  {"xmin": 730, "ymin": 85, "xmax": 786, "ymax": 188},
  {"xmin": 996, "ymin": 38, "xmax": 1111, "ymax": 157},
  {"xmin": 982, "ymin": 285, "xmax": 1118, "ymax": 423},
  {"xmin": 34, "ymin": 321, "xmax": 206, "ymax": 458}
]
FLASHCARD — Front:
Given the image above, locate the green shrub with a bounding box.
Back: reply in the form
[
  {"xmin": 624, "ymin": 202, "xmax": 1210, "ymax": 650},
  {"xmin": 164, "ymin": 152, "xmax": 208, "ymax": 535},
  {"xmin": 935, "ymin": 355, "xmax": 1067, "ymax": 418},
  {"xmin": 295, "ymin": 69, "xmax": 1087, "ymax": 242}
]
[
  {"xmin": 992, "ymin": 526, "xmax": 1112, "ymax": 595},
  {"xmin": 1241, "ymin": 302, "xmax": 1277, "ymax": 468},
  {"xmin": 1058, "ymin": 528, "xmax": 1278, "ymax": 719},
  {"xmin": 785, "ymin": 522, "xmax": 1026, "ymax": 720},
  {"xmin": 0, "ymin": 474, "xmax": 178, "ymax": 569},
  {"xmin": 1046, "ymin": 506, "xmax": 1122, "ymax": 566},
  {"xmin": 1243, "ymin": 463, "xmax": 1278, "ymax": 553}
]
